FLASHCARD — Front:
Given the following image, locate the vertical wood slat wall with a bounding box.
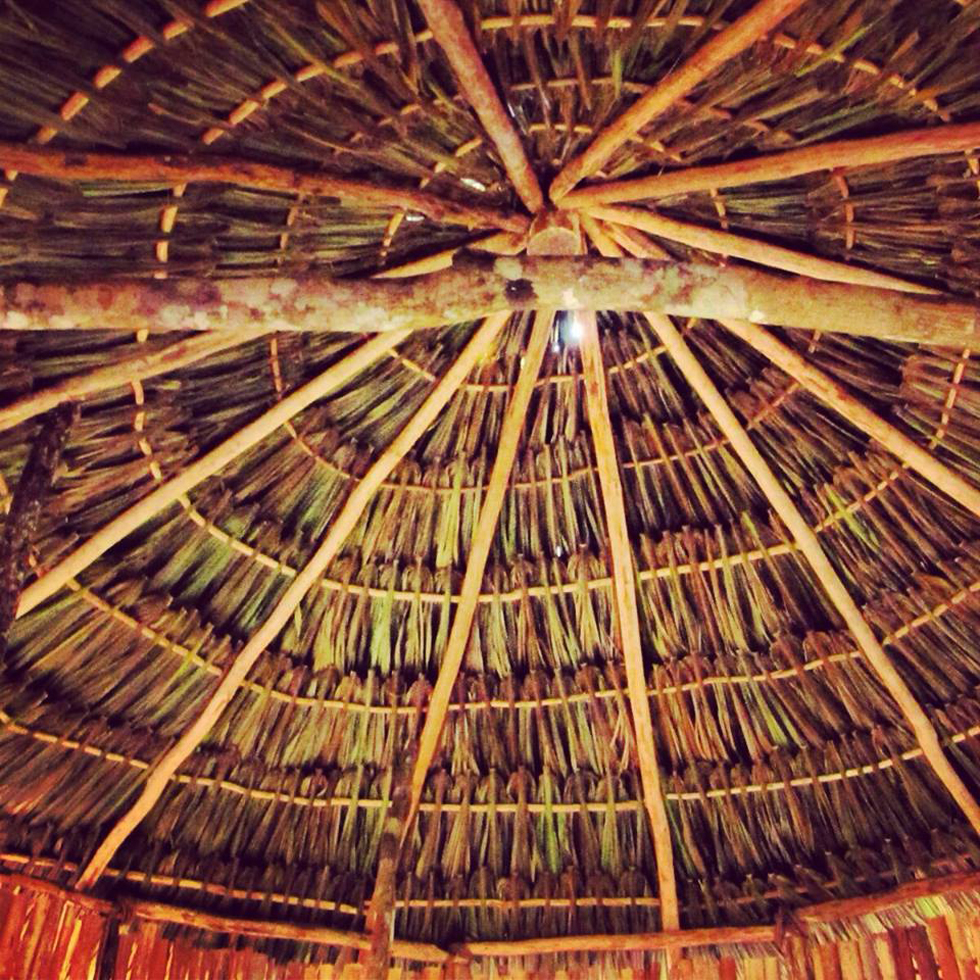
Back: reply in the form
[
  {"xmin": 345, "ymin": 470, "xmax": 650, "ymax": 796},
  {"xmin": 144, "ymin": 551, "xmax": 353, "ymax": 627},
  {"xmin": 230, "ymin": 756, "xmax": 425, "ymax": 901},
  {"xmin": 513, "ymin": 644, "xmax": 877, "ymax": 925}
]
[{"xmin": 1, "ymin": 876, "xmax": 979, "ymax": 979}]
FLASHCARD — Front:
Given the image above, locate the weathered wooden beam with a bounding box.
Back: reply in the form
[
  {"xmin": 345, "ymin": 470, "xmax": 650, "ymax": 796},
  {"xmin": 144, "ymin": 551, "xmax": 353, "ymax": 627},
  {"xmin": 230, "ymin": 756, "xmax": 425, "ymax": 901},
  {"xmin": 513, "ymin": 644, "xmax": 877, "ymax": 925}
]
[
  {"xmin": 579, "ymin": 308, "xmax": 679, "ymax": 931},
  {"xmin": 372, "ymin": 231, "xmax": 526, "ymax": 279},
  {"xmin": 560, "ymin": 121, "xmax": 980, "ymax": 207},
  {"xmin": 0, "ymin": 140, "xmax": 527, "ymax": 233},
  {"xmin": 0, "ymin": 404, "xmax": 75, "ymax": 655},
  {"xmin": 639, "ymin": 313, "xmax": 980, "ymax": 840},
  {"xmin": 0, "ymin": 331, "xmax": 264, "ymax": 434},
  {"xmin": 18, "ymin": 331, "xmax": 409, "ymax": 619},
  {"xmin": 590, "ymin": 205, "xmax": 938, "ymax": 293},
  {"xmin": 414, "ymin": 0, "xmax": 543, "ymax": 213},
  {"xmin": 548, "ymin": 0, "xmax": 808, "ymax": 200},
  {"xmin": 720, "ymin": 318, "xmax": 980, "ymax": 521},
  {"xmin": 74, "ymin": 312, "xmax": 512, "ymax": 890},
  {"xmin": 3, "ymin": 257, "xmax": 976, "ymax": 343}
]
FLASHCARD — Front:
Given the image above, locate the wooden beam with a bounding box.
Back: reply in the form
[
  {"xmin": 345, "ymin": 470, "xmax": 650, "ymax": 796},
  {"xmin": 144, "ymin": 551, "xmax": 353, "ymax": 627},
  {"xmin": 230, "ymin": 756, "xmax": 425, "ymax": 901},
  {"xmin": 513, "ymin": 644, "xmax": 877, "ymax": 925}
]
[
  {"xmin": 4, "ymin": 257, "xmax": 976, "ymax": 344},
  {"xmin": 559, "ymin": 121, "xmax": 980, "ymax": 207},
  {"xmin": 579, "ymin": 308, "xmax": 679, "ymax": 931},
  {"xmin": 0, "ymin": 405, "xmax": 75, "ymax": 655},
  {"xmin": 18, "ymin": 330, "xmax": 408, "ymax": 619},
  {"xmin": 414, "ymin": 0, "xmax": 543, "ymax": 213},
  {"xmin": 635, "ymin": 310, "xmax": 980, "ymax": 840},
  {"xmin": 548, "ymin": 0, "xmax": 808, "ymax": 200},
  {"xmin": 590, "ymin": 205, "xmax": 939, "ymax": 294},
  {"xmin": 719, "ymin": 318, "xmax": 980, "ymax": 521},
  {"xmin": 74, "ymin": 312, "xmax": 511, "ymax": 889},
  {"xmin": 0, "ymin": 331, "xmax": 264, "ymax": 434},
  {"xmin": 0, "ymin": 140, "xmax": 527, "ymax": 233},
  {"xmin": 372, "ymin": 231, "xmax": 526, "ymax": 279}
]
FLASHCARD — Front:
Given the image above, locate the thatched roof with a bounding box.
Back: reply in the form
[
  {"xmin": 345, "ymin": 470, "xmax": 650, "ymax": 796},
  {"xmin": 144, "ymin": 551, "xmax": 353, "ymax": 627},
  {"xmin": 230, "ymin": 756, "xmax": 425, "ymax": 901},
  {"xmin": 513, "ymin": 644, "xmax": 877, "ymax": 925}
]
[{"xmin": 1, "ymin": 0, "xmax": 980, "ymax": 976}]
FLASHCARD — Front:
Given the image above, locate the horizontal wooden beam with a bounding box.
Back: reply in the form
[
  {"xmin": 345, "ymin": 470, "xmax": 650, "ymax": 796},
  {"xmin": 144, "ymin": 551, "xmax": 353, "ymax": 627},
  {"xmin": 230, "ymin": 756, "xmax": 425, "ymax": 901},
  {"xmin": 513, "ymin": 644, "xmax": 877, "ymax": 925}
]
[
  {"xmin": 3, "ymin": 256, "xmax": 976, "ymax": 344},
  {"xmin": 560, "ymin": 120, "xmax": 980, "ymax": 207},
  {"xmin": 0, "ymin": 140, "xmax": 527, "ymax": 233}
]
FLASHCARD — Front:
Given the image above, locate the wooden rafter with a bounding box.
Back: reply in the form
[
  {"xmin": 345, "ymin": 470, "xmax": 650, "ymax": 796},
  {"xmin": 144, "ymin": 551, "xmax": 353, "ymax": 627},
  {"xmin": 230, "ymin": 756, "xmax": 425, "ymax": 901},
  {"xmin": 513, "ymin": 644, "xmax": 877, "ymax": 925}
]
[
  {"xmin": 4, "ymin": 257, "xmax": 976, "ymax": 343},
  {"xmin": 414, "ymin": 0, "xmax": 543, "ymax": 213},
  {"xmin": 0, "ymin": 141, "xmax": 527, "ymax": 233},
  {"xmin": 372, "ymin": 231, "xmax": 526, "ymax": 279},
  {"xmin": 720, "ymin": 317, "xmax": 980, "ymax": 521},
  {"xmin": 559, "ymin": 120, "xmax": 980, "ymax": 207},
  {"xmin": 548, "ymin": 0, "xmax": 808, "ymax": 200},
  {"xmin": 0, "ymin": 331, "xmax": 266, "ymax": 434},
  {"xmin": 579, "ymin": 309, "xmax": 679, "ymax": 931},
  {"xmin": 74, "ymin": 312, "xmax": 512, "ymax": 889},
  {"xmin": 361, "ymin": 308, "xmax": 555, "ymax": 964},
  {"xmin": 590, "ymin": 204, "xmax": 938, "ymax": 293},
  {"xmin": 18, "ymin": 330, "xmax": 408, "ymax": 619},
  {"xmin": 633, "ymin": 314, "xmax": 980, "ymax": 841}
]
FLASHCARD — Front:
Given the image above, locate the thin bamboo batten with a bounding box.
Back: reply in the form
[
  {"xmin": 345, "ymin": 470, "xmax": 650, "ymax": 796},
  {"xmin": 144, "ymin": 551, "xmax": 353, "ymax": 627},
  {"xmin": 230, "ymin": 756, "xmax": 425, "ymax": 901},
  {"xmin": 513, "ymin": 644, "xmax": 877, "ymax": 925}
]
[
  {"xmin": 559, "ymin": 121, "xmax": 980, "ymax": 207},
  {"xmin": 73, "ymin": 312, "xmax": 513, "ymax": 889},
  {"xmin": 548, "ymin": 0, "xmax": 809, "ymax": 199}
]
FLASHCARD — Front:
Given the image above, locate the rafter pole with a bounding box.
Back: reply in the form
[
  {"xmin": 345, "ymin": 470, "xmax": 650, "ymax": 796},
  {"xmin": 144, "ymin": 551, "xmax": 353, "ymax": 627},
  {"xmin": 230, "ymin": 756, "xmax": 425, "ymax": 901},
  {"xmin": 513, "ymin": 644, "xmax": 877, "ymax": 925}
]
[
  {"xmin": 371, "ymin": 231, "xmax": 526, "ymax": 279},
  {"xmin": 559, "ymin": 120, "xmax": 980, "ymax": 208},
  {"xmin": 590, "ymin": 205, "xmax": 938, "ymax": 294},
  {"xmin": 578, "ymin": 308, "xmax": 680, "ymax": 931},
  {"xmin": 719, "ymin": 317, "xmax": 980, "ymax": 521},
  {"xmin": 74, "ymin": 312, "xmax": 512, "ymax": 890},
  {"xmin": 0, "ymin": 331, "xmax": 266, "ymax": 434},
  {"xmin": 0, "ymin": 141, "xmax": 527, "ymax": 233},
  {"xmin": 633, "ymin": 317, "xmax": 980, "ymax": 840},
  {"xmin": 4, "ymin": 257, "xmax": 976, "ymax": 343},
  {"xmin": 548, "ymin": 0, "xmax": 808, "ymax": 201},
  {"xmin": 18, "ymin": 331, "xmax": 409, "ymax": 619},
  {"xmin": 414, "ymin": 0, "xmax": 544, "ymax": 213}
]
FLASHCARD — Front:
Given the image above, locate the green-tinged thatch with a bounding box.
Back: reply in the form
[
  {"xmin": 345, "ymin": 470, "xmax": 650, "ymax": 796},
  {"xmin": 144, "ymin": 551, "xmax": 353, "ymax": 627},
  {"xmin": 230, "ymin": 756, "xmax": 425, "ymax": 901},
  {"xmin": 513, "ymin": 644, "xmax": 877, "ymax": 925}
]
[{"xmin": 0, "ymin": 0, "xmax": 980, "ymax": 976}]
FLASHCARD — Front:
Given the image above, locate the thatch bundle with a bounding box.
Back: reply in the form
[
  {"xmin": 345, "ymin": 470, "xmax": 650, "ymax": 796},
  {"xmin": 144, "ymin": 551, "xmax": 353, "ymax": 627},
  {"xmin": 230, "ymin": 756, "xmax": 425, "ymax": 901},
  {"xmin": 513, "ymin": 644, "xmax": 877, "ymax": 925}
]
[{"xmin": 1, "ymin": 0, "xmax": 980, "ymax": 976}]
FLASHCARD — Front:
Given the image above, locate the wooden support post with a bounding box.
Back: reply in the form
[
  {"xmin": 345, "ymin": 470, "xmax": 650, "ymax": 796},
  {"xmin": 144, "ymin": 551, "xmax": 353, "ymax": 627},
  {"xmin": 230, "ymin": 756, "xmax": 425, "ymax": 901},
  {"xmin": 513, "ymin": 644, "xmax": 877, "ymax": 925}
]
[
  {"xmin": 0, "ymin": 140, "xmax": 527, "ymax": 233},
  {"xmin": 558, "ymin": 121, "xmax": 980, "ymax": 207},
  {"xmin": 0, "ymin": 404, "xmax": 75, "ymax": 656},
  {"xmin": 73, "ymin": 312, "xmax": 511, "ymax": 889},
  {"xmin": 549, "ymin": 0, "xmax": 808, "ymax": 200},
  {"xmin": 414, "ymin": 0, "xmax": 543, "ymax": 213}
]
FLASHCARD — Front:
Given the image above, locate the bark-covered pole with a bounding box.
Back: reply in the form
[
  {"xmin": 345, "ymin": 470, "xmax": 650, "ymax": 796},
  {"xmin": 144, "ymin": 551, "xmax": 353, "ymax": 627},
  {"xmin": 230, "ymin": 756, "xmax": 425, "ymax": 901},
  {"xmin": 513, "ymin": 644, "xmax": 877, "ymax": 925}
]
[{"xmin": 0, "ymin": 403, "xmax": 75, "ymax": 656}]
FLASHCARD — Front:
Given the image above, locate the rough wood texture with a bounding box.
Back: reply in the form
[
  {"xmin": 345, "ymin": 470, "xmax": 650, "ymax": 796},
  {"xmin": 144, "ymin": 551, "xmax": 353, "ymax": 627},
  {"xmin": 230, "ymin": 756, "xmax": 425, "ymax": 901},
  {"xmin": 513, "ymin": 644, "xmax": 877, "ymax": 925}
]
[
  {"xmin": 19, "ymin": 331, "xmax": 408, "ymax": 619},
  {"xmin": 414, "ymin": 0, "xmax": 543, "ymax": 213},
  {"xmin": 3, "ymin": 256, "xmax": 974, "ymax": 341},
  {"xmin": 0, "ymin": 141, "xmax": 527, "ymax": 232},
  {"xmin": 720, "ymin": 317, "xmax": 980, "ymax": 520},
  {"xmin": 74, "ymin": 312, "xmax": 512, "ymax": 889},
  {"xmin": 0, "ymin": 404, "xmax": 75, "ymax": 656},
  {"xmin": 548, "ymin": 0, "xmax": 808, "ymax": 199},
  {"xmin": 591, "ymin": 205, "xmax": 938, "ymax": 293},
  {"xmin": 0, "ymin": 331, "xmax": 263, "ymax": 433},
  {"xmin": 642, "ymin": 310, "xmax": 980, "ymax": 840},
  {"xmin": 579, "ymin": 308, "xmax": 679, "ymax": 931},
  {"xmin": 560, "ymin": 121, "xmax": 980, "ymax": 206}
]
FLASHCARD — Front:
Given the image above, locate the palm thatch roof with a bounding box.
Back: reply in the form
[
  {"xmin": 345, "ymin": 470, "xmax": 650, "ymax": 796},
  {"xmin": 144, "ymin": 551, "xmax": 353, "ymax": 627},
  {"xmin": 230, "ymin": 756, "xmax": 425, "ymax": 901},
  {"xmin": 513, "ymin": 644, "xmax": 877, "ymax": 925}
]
[{"xmin": 1, "ymin": 0, "xmax": 980, "ymax": 977}]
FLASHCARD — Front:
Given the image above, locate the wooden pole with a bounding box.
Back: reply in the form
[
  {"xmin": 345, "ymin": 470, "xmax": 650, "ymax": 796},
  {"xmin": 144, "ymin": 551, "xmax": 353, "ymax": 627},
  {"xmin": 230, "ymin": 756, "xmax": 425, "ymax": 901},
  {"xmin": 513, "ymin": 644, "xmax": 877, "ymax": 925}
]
[
  {"xmin": 548, "ymin": 0, "xmax": 808, "ymax": 200},
  {"xmin": 0, "ymin": 331, "xmax": 264, "ymax": 433},
  {"xmin": 590, "ymin": 205, "xmax": 939, "ymax": 294},
  {"xmin": 414, "ymin": 0, "xmax": 543, "ymax": 213},
  {"xmin": 719, "ymin": 318, "xmax": 980, "ymax": 521},
  {"xmin": 0, "ymin": 404, "xmax": 75, "ymax": 656},
  {"xmin": 0, "ymin": 140, "xmax": 527, "ymax": 233},
  {"xmin": 74, "ymin": 312, "xmax": 512, "ymax": 889},
  {"xmin": 3, "ymin": 256, "xmax": 975, "ymax": 343},
  {"xmin": 559, "ymin": 121, "xmax": 980, "ymax": 207},
  {"xmin": 638, "ymin": 311, "xmax": 980, "ymax": 840},
  {"xmin": 18, "ymin": 330, "xmax": 409, "ymax": 619},
  {"xmin": 372, "ymin": 231, "xmax": 526, "ymax": 279},
  {"xmin": 579, "ymin": 307, "xmax": 679, "ymax": 931}
]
